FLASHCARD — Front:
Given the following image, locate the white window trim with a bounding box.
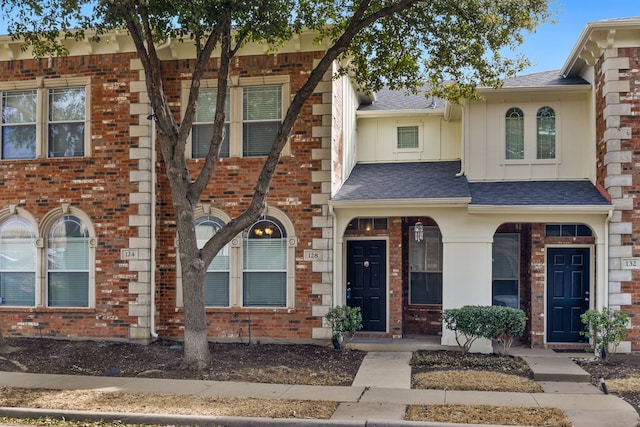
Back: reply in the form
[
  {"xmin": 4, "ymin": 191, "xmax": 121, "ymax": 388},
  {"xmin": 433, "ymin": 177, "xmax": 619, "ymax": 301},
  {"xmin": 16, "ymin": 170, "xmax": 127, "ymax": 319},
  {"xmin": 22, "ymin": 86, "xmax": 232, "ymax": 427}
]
[
  {"xmin": 0, "ymin": 77, "xmax": 91, "ymax": 160},
  {"xmin": 0, "ymin": 205, "xmax": 96, "ymax": 309},
  {"xmin": 182, "ymin": 75, "xmax": 291, "ymax": 159},
  {"xmin": 393, "ymin": 122, "xmax": 423, "ymax": 153},
  {"xmin": 175, "ymin": 205, "xmax": 297, "ymax": 309},
  {"xmin": 502, "ymin": 104, "xmax": 561, "ymax": 165}
]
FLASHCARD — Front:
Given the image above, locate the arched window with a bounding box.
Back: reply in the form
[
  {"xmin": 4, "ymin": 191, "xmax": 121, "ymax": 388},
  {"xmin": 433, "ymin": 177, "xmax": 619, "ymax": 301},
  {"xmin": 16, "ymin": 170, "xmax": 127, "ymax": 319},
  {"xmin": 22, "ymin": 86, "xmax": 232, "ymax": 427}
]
[
  {"xmin": 0, "ymin": 217, "xmax": 36, "ymax": 306},
  {"xmin": 505, "ymin": 108, "xmax": 524, "ymax": 160},
  {"xmin": 195, "ymin": 215, "xmax": 230, "ymax": 307},
  {"xmin": 536, "ymin": 106, "xmax": 556, "ymax": 159},
  {"xmin": 47, "ymin": 215, "xmax": 90, "ymax": 307},
  {"xmin": 243, "ymin": 217, "xmax": 287, "ymax": 307}
]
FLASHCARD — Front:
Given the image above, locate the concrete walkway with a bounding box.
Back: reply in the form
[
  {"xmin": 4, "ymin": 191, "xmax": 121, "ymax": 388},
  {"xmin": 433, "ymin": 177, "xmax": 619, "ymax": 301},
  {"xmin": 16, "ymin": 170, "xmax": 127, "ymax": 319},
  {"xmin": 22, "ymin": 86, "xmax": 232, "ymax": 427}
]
[{"xmin": 0, "ymin": 347, "xmax": 638, "ymax": 427}]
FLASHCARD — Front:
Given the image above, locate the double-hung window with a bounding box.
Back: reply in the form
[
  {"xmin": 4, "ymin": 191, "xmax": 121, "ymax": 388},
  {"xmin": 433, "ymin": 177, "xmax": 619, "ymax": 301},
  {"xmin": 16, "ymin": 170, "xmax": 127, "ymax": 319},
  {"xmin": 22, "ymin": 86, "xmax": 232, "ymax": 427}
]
[
  {"xmin": 47, "ymin": 215, "xmax": 90, "ymax": 307},
  {"xmin": 0, "ymin": 79, "xmax": 89, "ymax": 160},
  {"xmin": 492, "ymin": 234, "xmax": 519, "ymax": 309},
  {"xmin": 48, "ymin": 87, "xmax": 86, "ymax": 157},
  {"xmin": 1, "ymin": 90, "xmax": 37, "ymax": 159},
  {"xmin": 243, "ymin": 217, "xmax": 287, "ymax": 307},
  {"xmin": 192, "ymin": 88, "xmax": 230, "ymax": 158},
  {"xmin": 243, "ymin": 85, "xmax": 282, "ymax": 157},
  {"xmin": 536, "ymin": 106, "xmax": 556, "ymax": 159},
  {"xmin": 195, "ymin": 216, "xmax": 230, "ymax": 307},
  {"xmin": 186, "ymin": 76, "xmax": 288, "ymax": 158},
  {"xmin": 505, "ymin": 108, "xmax": 524, "ymax": 160},
  {"xmin": 409, "ymin": 226, "xmax": 443, "ymax": 305},
  {"xmin": 0, "ymin": 217, "xmax": 36, "ymax": 306}
]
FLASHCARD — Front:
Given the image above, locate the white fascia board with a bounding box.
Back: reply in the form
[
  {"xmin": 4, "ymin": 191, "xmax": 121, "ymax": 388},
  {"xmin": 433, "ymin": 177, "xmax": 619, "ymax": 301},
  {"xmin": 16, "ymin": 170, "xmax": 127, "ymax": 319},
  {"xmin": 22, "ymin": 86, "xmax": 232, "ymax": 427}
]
[
  {"xmin": 329, "ymin": 197, "xmax": 471, "ymax": 209},
  {"xmin": 476, "ymin": 85, "xmax": 590, "ymax": 96},
  {"xmin": 356, "ymin": 108, "xmax": 445, "ymax": 118},
  {"xmin": 468, "ymin": 204, "xmax": 613, "ymax": 215}
]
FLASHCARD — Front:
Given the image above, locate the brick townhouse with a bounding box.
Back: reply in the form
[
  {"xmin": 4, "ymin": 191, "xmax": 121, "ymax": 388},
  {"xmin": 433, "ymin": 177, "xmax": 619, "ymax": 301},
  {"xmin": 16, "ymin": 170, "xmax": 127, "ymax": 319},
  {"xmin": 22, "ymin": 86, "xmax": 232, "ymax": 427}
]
[{"xmin": 1, "ymin": 17, "xmax": 640, "ymax": 352}]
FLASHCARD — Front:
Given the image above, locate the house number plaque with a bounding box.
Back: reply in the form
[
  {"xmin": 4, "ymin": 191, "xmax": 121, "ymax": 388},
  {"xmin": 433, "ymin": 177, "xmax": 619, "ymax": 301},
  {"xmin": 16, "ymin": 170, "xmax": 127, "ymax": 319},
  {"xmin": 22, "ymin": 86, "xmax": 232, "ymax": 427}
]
[
  {"xmin": 304, "ymin": 250, "xmax": 322, "ymax": 261},
  {"xmin": 121, "ymin": 249, "xmax": 139, "ymax": 260},
  {"xmin": 622, "ymin": 257, "xmax": 640, "ymax": 270}
]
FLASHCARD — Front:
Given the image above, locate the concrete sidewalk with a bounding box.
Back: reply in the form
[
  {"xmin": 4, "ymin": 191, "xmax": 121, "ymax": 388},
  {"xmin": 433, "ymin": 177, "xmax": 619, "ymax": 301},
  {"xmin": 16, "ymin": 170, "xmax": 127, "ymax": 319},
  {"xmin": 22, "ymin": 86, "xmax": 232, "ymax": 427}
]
[{"xmin": 0, "ymin": 348, "xmax": 638, "ymax": 427}]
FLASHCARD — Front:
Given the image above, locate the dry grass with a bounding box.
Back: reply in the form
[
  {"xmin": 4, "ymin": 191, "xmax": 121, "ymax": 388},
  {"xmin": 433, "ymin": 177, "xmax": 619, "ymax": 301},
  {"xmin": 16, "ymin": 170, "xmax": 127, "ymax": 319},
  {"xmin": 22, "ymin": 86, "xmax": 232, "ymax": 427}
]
[
  {"xmin": 407, "ymin": 404, "xmax": 572, "ymax": 426},
  {"xmin": 0, "ymin": 387, "xmax": 337, "ymax": 420},
  {"xmin": 413, "ymin": 369, "xmax": 543, "ymax": 393},
  {"xmin": 606, "ymin": 374, "xmax": 640, "ymax": 393}
]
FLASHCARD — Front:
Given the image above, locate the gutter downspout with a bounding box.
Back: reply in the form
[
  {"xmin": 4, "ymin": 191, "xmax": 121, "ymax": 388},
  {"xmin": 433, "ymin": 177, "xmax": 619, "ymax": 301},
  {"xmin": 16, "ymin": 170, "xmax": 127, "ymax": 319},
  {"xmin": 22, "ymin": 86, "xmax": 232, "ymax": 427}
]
[
  {"xmin": 150, "ymin": 114, "xmax": 159, "ymax": 339},
  {"xmin": 455, "ymin": 103, "xmax": 466, "ymax": 177},
  {"xmin": 329, "ymin": 204, "xmax": 340, "ymax": 307},
  {"xmin": 603, "ymin": 208, "xmax": 612, "ymax": 309}
]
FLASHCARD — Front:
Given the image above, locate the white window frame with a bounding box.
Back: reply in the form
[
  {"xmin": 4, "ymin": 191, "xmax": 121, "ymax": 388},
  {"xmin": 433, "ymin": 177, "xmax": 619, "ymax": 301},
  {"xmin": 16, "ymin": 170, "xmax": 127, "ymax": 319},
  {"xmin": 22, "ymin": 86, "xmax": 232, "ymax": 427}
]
[
  {"xmin": 183, "ymin": 75, "xmax": 291, "ymax": 159},
  {"xmin": 175, "ymin": 205, "xmax": 297, "ymax": 309},
  {"xmin": 503, "ymin": 104, "xmax": 560, "ymax": 165},
  {"xmin": 0, "ymin": 77, "xmax": 91, "ymax": 160},
  {"xmin": 492, "ymin": 233, "xmax": 520, "ymax": 309},
  {"xmin": 408, "ymin": 225, "xmax": 442, "ymax": 305},
  {"xmin": 0, "ymin": 205, "xmax": 96, "ymax": 309},
  {"xmin": 394, "ymin": 122, "xmax": 423, "ymax": 153}
]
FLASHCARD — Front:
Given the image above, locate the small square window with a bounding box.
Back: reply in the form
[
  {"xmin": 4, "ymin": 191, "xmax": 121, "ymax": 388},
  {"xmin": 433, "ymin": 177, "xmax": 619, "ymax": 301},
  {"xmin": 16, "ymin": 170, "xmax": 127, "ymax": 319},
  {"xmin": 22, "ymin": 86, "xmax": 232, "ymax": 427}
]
[{"xmin": 397, "ymin": 126, "xmax": 419, "ymax": 149}]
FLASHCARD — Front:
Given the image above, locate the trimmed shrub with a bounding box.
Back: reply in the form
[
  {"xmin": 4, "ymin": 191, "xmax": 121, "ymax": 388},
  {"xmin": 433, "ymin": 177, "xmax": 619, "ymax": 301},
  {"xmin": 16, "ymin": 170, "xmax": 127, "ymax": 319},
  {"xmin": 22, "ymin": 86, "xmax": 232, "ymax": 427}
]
[
  {"xmin": 325, "ymin": 305, "xmax": 363, "ymax": 349},
  {"xmin": 444, "ymin": 305, "xmax": 527, "ymax": 355},
  {"xmin": 580, "ymin": 307, "xmax": 629, "ymax": 361}
]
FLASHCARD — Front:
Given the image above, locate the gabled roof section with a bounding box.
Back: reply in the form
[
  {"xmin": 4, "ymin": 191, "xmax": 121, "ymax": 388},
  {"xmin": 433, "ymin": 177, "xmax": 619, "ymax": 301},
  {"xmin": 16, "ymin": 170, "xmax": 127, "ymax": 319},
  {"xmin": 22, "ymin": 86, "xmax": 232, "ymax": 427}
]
[
  {"xmin": 468, "ymin": 181, "xmax": 611, "ymax": 206},
  {"xmin": 331, "ymin": 161, "xmax": 469, "ymax": 203},
  {"xmin": 500, "ymin": 70, "xmax": 589, "ymax": 88},
  {"xmin": 562, "ymin": 17, "xmax": 640, "ymax": 78},
  {"xmin": 358, "ymin": 85, "xmax": 446, "ymax": 112}
]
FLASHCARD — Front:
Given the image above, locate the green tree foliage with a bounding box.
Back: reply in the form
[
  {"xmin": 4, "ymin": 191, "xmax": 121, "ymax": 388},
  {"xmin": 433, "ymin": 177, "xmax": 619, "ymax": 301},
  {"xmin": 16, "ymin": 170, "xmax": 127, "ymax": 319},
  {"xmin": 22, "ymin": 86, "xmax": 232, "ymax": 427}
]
[
  {"xmin": 1, "ymin": 0, "xmax": 551, "ymax": 368},
  {"xmin": 581, "ymin": 307, "xmax": 630, "ymax": 362}
]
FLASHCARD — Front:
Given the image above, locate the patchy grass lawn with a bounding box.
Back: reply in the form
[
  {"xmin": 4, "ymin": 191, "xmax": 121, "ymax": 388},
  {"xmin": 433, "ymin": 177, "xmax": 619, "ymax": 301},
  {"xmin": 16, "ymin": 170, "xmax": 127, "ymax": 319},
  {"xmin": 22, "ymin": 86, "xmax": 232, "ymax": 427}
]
[
  {"xmin": 407, "ymin": 404, "xmax": 572, "ymax": 426},
  {"xmin": 414, "ymin": 370, "xmax": 542, "ymax": 392}
]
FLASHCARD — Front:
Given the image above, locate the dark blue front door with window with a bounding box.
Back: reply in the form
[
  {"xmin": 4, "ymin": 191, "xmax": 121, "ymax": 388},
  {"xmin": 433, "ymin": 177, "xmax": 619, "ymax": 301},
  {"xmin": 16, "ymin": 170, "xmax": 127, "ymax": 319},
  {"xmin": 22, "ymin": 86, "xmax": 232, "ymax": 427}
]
[
  {"xmin": 346, "ymin": 240, "xmax": 386, "ymax": 332},
  {"xmin": 547, "ymin": 247, "xmax": 590, "ymax": 342}
]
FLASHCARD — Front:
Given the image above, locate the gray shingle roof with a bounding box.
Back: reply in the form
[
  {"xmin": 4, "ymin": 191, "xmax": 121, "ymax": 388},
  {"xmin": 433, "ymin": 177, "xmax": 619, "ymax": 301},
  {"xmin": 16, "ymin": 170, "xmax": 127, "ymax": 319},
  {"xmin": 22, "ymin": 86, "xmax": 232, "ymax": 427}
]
[
  {"xmin": 500, "ymin": 70, "xmax": 589, "ymax": 88},
  {"xmin": 358, "ymin": 85, "xmax": 446, "ymax": 112},
  {"xmin": 468, "ymin": 181, "xmax": 611, "ymax": 206},
  {"xmin": 332, "ymin": 161, "xmax": 469, "ymax": 201},
  {"xmin": 332, "ymin": 162, "xmax": 611, "ymax": 208}
]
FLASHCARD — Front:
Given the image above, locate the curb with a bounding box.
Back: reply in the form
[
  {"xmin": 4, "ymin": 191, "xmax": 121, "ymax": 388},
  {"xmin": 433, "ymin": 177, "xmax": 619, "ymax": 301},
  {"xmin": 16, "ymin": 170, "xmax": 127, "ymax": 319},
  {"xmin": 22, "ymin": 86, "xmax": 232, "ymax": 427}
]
[{"xmin": 0, "ymin": 407, "xmax": 528, "ymax": 427}]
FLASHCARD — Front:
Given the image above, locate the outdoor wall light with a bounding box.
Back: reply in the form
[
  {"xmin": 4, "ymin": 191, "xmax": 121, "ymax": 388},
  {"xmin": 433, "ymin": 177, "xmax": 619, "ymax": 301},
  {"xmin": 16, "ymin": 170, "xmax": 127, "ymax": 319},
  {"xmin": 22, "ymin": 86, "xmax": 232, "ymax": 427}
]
[{"xmin": 414, "ymin": 221, "xmax": 424, "ymax": 242}]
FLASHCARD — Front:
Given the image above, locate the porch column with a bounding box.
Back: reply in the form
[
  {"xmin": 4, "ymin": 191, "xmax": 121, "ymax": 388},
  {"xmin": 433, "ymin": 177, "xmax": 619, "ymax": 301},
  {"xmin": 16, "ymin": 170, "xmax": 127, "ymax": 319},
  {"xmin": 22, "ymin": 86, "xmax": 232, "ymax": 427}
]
[{"xmin": 441, "ymin": 237, "xmax": 494, "ymax": 353}]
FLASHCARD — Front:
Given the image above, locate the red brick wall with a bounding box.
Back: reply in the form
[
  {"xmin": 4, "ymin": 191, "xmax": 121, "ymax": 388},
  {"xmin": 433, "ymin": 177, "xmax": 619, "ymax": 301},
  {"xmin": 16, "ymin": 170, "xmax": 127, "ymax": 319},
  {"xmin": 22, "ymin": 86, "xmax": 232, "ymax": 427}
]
[
  {"xmin": 153, "ymin": 51, "xmax": 327, "ymax": 340},
  {"xmin": 615, "ymin": 48, "xmax": 640, "ymax": 350},
  {"xmin": 0, "ymin": 53, "xmax": 141, "ymax": 339}
]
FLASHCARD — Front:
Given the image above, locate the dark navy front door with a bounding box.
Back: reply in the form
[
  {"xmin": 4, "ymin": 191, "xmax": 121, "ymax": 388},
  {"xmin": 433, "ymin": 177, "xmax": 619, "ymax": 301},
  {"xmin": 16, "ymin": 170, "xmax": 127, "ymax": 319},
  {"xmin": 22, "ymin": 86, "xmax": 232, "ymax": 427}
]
[
  {"xmin": 346, "ymin": 240, "xmax": 386, "ymax": 332},
  {"xmin": 547, "ymin": 247, "xmax": 590, "ymax": 342}
]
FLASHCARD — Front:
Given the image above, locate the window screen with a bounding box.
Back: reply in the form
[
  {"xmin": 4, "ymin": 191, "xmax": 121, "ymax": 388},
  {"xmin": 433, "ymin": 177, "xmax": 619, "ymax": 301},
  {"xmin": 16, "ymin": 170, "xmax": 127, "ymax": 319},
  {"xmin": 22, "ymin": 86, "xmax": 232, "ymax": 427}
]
[
  {"xmin": 242, "ymin": 85, "xmax": 282, "ymax": 157},
  {"xmin": 0, "ymin": 217, "xmax": 36, "ymax": 306},
  {"xmin": 243, "ymin": 217, "xmax": 286, "ymax": 307},
  {"xmin": 48, "ymin": 87, "xmax": 85, "ymax": 157},
  {"xmin": 47, "ymin": 215, "xmax": 89, "ymax": 307},
  {"xmin": 195, "ymin": 216, "xmax": 230, "ymax": 307},
  {"xmin": 1, "ymin": 90, "xmax": 37, "ymax": 159}
]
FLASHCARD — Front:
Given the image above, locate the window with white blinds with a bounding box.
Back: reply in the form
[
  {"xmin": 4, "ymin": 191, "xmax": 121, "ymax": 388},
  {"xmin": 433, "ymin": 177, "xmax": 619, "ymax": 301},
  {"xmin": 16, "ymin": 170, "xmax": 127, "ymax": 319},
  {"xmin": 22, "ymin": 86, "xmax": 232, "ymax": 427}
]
[
  {"xmin": 192, "ymin": 88, "xmax": 230, "ymax": 158},
  {"xmin": 409, "ymin": 226, "xmax": 442, "ymax": 305},
  {"xmin": 0, "ymin": 217, "xmax": 36, "ymax": 306},
  {"xmin": 47, "ymin": 215, "xmax": 90, "ymax": 307},
  {"xmin": 492, "ymin": 233, "xmax": 519, "ymax": 309},
  {"xmin": 242, "ymin": 85, "xmax": 282, "ymax": 157},
  {"xmin": 243, "ymin": 217, "xmax": 287, "ymax": 307},
  {"xmin": 195, "ymin": 215, "xmax": 230, "ymax": 307}
]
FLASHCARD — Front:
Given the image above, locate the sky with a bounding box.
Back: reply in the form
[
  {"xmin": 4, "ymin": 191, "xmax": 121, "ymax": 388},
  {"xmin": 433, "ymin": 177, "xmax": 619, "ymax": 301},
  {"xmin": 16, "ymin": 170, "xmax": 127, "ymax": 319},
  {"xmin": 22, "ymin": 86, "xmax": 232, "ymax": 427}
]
[
  {"xmin": 0, "ymin": 1, "xmax": 638, "ymax": 76},
  {"xmin": 515, "ymin": 0, "xmax": 640, "ymax": 74}
]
